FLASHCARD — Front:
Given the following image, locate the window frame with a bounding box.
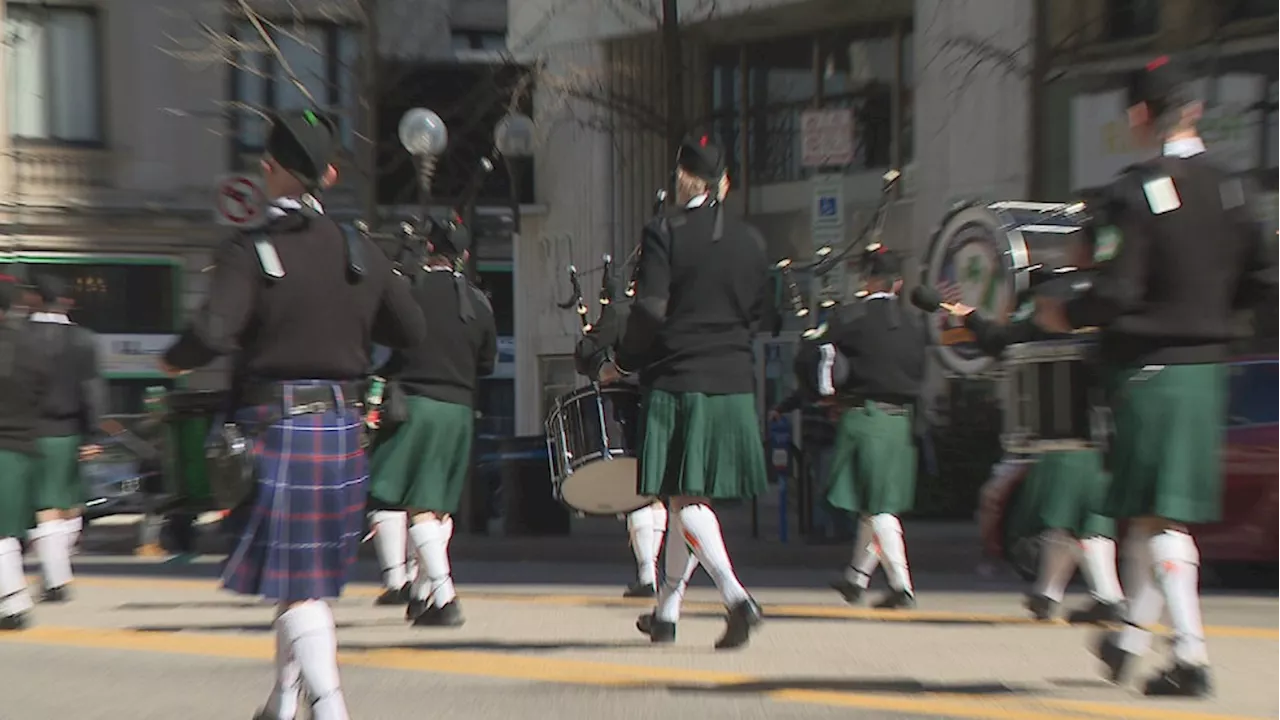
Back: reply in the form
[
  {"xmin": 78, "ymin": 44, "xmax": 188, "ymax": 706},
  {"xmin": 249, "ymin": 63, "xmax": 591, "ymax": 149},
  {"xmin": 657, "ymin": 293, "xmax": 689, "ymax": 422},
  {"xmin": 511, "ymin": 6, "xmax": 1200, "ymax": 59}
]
[
  {"xmin": 226, "ymin": 17, "xmax": 358, "ymax": 155},
  {"xmin": 4, "ymin": 2, "xmax": 106, "ymax": 147}
]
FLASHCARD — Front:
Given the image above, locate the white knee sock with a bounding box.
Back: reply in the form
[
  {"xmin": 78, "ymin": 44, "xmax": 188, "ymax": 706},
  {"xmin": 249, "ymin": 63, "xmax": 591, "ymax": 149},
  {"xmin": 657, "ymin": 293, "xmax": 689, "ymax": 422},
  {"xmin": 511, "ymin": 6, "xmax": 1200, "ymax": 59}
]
[
  {"xmin": 30, "ymin": 521, "xmax": 72, "ymax": 589},
  {"xmin": 650, "ymin": 503, "xmax": 668, "ymax": 561},
  {"xmin": 654, "ymin": 513, "xmax": 701, "ymax": 623},
  {"xmin": 63, "ymin": 517, "xmax": 82, "ymax": 556},
  {"xmin": 627, "ymin": 506, "xmax": 659, "ymax": 586},
  {"xmin": 843, "ymin": 516, "xmax": 880, "ymax": 588},
  {"xmin": 0, "ymin": 537, "xmax": 33, "ymax": 617},
  {"xmin": 263, "ymin": 613, "xmax": 302, "ymax": 720},
  {"xmin": 409, "ymin": 518, "xmax": 455, "ymax": 607},
  {"xmin": 1079, "ymin": 535, "xmax": 1124, "ymax": 604},
  {"xmin": 1033, "ymin": 529, "xmax": 1078, "ymax": 603},
  {"xmin": 676, "ymin": 504, "xmax": 749, "ymax": 608},
  {"xmin": 1117, "ymin": 529, "xmax": 1164, "ymax": 656},
  {"xmin": 1150, "ymin": 530, "xmax": 1209, "ymax": 666},
  {"xmin": 869, "ymin": 514, "xmax": 912, "ymax": 594},
  {"xmin": 276, "ymin": 602, "xmax": 347, "ymax": 720},
  {"xmin": 368, "ymin": 511, "xmax": 409, "ymax": 591}
]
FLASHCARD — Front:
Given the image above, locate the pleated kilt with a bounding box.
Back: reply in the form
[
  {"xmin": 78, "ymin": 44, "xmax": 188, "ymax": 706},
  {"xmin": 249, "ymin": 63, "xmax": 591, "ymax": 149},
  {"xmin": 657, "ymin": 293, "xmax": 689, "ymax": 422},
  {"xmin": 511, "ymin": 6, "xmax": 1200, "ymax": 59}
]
[
  {"xmin": 368, "ymin": 395, "xmax": 475, "ymax": 514},
  {"xmin": 825, "ymin": 402, "xmax": 917, "ymax": 516},
  {"xmin": 1006, "ymin": 449, "xmax": 1116, "ymax": 539},
  {"xmin": 636, "ymin": 389, "xmax": 768, "ymax": 500},
  {"xmin": 1102, "ymin": 363, "xmax": 1227, "ymax": 524},
  {"xmin": 221, "ymin": 382, "xmax": 369, "ymax": 604},
  {"xmin": 32, "ymin": 434, "xmax": 83, "ymax": 511},
  {"xmin": 0, "ymin": 450, "xmax": 34, "ymax": 538}
]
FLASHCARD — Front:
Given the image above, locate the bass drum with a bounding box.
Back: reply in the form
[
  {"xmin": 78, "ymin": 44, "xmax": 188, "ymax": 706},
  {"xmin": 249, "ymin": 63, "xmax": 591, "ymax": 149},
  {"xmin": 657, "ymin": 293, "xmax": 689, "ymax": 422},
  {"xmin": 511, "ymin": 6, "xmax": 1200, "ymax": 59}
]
[{"xmin": 920, "ymin": 201, "xmax": 1090, "ymax": 376}]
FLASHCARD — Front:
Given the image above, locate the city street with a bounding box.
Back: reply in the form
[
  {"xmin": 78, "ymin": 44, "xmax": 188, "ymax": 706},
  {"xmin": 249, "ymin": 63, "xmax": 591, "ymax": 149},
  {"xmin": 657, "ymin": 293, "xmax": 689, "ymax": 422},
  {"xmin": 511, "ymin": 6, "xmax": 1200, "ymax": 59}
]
[{"xmin": 0, "ymin": 554, "xmax": 1275, "ymax": 720}]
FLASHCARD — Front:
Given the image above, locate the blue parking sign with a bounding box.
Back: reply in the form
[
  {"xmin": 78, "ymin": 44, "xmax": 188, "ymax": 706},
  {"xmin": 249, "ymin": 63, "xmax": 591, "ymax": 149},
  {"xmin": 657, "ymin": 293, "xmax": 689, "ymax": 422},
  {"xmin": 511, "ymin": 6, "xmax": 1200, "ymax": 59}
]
[{"xmin": 818, "ymin": 196, "xmax": 837, "ymax": 217}]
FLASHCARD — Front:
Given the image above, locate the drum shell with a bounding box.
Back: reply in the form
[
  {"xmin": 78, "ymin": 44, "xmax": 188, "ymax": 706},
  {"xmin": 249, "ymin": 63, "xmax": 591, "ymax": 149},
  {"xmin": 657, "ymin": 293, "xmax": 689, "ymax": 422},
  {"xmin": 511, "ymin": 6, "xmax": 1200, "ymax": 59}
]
[
  {"xmin": 921, "ymin": 201, "xmax": 1091, "ymax": 376},
  {"xmin": 996, "ymin": 341, "xmax": 1104, "ymax": 453},
  {"xmin": 544, "ymin": 385, "xmax": 649, "ymax": 515}
]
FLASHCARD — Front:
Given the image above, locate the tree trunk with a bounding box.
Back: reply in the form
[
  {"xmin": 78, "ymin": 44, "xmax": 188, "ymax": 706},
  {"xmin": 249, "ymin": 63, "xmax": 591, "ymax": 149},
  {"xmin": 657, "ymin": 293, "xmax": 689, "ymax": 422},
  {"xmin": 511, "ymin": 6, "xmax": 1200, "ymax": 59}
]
[{"xmin": 661, "ymin": 0, "xmax": 684, "ymax": 183}]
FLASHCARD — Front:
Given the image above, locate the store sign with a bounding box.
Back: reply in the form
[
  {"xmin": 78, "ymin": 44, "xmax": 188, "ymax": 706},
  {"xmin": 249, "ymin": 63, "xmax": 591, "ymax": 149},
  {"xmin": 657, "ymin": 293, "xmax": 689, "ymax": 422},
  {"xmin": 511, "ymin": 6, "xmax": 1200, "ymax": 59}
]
[
  {"xmin": 97, "ymin": 334, "xmax": 177, "ymax": 378},
  {"xmin": 1071, "ymin": 74, "xmax": 1267, "ymax": 190}
]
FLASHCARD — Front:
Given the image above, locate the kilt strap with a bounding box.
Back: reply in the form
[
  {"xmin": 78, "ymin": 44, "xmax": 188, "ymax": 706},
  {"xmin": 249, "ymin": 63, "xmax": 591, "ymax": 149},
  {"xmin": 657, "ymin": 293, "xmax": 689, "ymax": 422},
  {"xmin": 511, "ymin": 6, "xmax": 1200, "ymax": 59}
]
[{"xmin": 242, "ymin": 380, "xmax": 365, "ymax": 417}]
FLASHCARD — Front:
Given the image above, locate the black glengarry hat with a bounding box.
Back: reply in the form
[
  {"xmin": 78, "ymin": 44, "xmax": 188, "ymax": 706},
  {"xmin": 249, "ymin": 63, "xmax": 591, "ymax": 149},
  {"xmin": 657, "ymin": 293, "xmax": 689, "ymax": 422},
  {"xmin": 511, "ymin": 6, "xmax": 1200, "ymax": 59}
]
[
  {"xmin": 1125, "ymin": 55, "xmax": 1193, "ymax": 116},
  {"xmin": 426, "ymin": 210, "xmax": 470, "ymax": 257},
  {"xmin": 677, "ymin": 134, "xmax": 726, "ymax": 183},
  {"xmin": 34, "ymin": 274, "xmax": 69, "ymax": 304},
  {"xmin": 266, "ymin": 109, "xmax": 338, "ymax": 188},
  {"xmin": 862, "ymin": 245, "xmax": 903, "ymax": 278}
]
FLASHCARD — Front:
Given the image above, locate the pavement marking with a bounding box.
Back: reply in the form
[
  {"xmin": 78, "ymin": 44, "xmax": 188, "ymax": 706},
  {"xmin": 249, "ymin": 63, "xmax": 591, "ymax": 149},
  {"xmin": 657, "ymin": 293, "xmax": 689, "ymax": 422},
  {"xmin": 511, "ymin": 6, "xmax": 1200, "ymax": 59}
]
[
  {"xmin": 0, "ymin": 625, "xmax": 1267, "ymax": 720},
  {"xmin": 47, "ymin": 574, "xmax": 1280, "ymax": 641}
]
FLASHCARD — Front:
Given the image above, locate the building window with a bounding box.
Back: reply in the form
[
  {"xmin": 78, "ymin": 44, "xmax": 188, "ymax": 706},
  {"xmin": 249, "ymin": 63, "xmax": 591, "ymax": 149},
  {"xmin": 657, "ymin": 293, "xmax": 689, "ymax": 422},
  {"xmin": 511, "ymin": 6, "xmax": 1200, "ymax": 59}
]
[
  {"xmin": 4, "ymin": 4, "xmax": 102, "ymax": 143},
  {"xmin": 539, "ymin": 355, "xmax": 579, "ymax": 425},
  {"xmin": 451, "ymin": 31, "xmax": 506, "ymax": 52},
  {"xmin": 1105, "ymin": 0, "xmax": 1159, "ymax": 41},
  {"xmin": 747, "ymin": 35, "xmax": 816, "ymax": 185},
  {"xmin": 1225, "ymin": 0, "xmax": 1277, "ymax": 22},
  {"xmin": 230, "ymin": 20, "xmax": 357, "ymax": 152}
]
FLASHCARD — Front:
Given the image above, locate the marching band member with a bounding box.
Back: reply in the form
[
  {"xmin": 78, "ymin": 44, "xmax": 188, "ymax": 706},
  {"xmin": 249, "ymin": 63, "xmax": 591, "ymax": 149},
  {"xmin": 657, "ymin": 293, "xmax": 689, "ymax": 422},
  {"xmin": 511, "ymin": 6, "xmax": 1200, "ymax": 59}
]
[
  {"xmin": 161, "ymin": 109, "xmax": 426, "ymax": 720},
  {"xmin": 945, "ymin": 228, "xmax": 1126, "ymax": 625},
  {"xmin": 1035, "ymin": 56, "xmax": 1277, "ymax": 697},
  {"xmin": 0, "ymin": 276, "xmax": 50, "ymax": 630},
  {"xmin": 598, "ymin": 135, "xmax": 768, "ymax": 650},
  {"xmin": 368, "ymin": 213, "xmax": 496, "ymax": 627},
  {"xmin": 26, "ymin": 275, "xmax": 104, "ymax": 602},
  {"xmin": 822, "ymin": 249, "xmax": 926, "ymax": 610}
]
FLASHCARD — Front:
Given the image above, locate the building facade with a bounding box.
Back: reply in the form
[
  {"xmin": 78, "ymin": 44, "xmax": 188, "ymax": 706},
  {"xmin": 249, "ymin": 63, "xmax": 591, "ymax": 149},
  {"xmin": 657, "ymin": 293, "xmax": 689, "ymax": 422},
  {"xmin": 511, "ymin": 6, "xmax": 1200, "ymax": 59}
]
[
  {"xmin": 508, "ymin": 0, "xmax": 1039, "ymax": 435},
  {"xmin": 1, "ymin": 0, "xmax": 517, "ymax": 419}
]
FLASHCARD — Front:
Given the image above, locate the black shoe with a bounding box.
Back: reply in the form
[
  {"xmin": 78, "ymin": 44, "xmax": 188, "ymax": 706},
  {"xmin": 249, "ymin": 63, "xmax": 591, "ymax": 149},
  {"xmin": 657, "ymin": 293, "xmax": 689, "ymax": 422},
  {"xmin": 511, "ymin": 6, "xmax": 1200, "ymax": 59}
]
[
  {"xmin": 623, "ymin": 582, "xmax": 657, "ymax": 599},
  {"xmin": 1066, "ymin": 599, "xmax": 1126, "ymax": 625},
  {"xmin": 41, "ymin": 585, "xmax": 69, "ymax": 603},
  {"xmin": 375, "ymin": 584, "xmax": 411, "ymax": 606},
  {"xmin": 829, "ymin": 579, "xmax": 865, "ymax": 606},
  {"xmin": 1143, "ymin": 663, "xmax": 1212, "ymax": 697},
  {"xmin": 1024, "ymin": 593, "xmax": 1057, "ymax": 621},
  {"xmin": 873, "ymin": 589, "xmax": 916, "ymax": 610},
  {"xmin": 0, "ymin": 613, "xmax": 28, "ymax": 631},
  {"xmin": 405, "ymin": 597, "xmax": 428, "ymax": 621},
  {"xmin": 636, "ymin": 612, "xmax": 676, "ymax": 643},
  {"xmin": 1092, "ymin": 631, "xmax": 1137, "ymax": 684},
  {"xmin": 714, "ymin": 597, "xmax": 763, "ymax": 651},
  {"xmin": 412, "ymin": 600, "xmax": 465, "ymax": 627}
]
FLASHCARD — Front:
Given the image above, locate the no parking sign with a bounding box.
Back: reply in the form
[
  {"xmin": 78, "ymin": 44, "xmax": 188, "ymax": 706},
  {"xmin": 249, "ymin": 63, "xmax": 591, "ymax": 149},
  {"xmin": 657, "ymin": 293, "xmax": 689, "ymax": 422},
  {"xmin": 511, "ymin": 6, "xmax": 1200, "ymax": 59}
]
[{"xmin": 214, "ymin": 174, "xmax": 267, "ymax": 229}]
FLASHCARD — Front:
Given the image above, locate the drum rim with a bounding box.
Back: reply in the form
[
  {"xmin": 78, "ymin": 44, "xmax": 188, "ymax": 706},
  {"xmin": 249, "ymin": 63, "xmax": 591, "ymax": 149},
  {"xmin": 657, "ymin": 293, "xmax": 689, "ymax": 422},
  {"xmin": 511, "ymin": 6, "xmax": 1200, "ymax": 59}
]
[{"xmin": 543, "ymin": 383, "xmax": 642, "ymax": 426}]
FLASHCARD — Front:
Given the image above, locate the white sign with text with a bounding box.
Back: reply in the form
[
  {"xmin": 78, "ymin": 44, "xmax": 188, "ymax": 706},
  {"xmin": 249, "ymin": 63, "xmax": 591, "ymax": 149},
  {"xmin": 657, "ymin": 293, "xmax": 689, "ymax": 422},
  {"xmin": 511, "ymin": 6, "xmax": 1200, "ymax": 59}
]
[
  {"xmin": 801, "ymin": 109, "xmax": 855, "ymax": 168},
  {"xmin": 96, "ymin": 334, "xmax": 177, "ymax": 378}
]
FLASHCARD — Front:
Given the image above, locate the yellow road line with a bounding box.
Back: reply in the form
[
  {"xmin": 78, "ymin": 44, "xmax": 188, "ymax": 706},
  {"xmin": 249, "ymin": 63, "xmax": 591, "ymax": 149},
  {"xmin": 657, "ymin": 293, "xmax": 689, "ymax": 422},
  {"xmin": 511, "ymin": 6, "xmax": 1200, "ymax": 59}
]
[
  {"xmin": 43, "ymin": 574, "xmax": 1280, "ymax": 641},
  {"xmin": 0, "ymin": 625, "xmax": 1266, "ymax": 720}
]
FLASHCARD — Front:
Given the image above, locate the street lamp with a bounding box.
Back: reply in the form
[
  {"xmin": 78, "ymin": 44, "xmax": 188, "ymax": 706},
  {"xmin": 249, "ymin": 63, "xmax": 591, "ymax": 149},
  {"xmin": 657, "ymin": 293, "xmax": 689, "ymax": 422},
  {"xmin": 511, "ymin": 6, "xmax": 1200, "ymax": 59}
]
[
  {"xmin": 493, "ymin": 112, "xmax": 534, "ymax": 235},
  {"xmin": 398, "ymin": 107, "xmax": 448, "ymax": 200}
]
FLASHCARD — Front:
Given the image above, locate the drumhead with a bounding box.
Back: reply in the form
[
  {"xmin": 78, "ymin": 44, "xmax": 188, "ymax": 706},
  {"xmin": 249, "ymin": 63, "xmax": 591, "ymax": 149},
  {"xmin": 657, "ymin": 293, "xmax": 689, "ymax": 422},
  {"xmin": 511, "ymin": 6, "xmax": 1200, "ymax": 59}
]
[
  {"xmin": 558, "ymin": 458, "xmax": 651, "ymax": 515},
  {"xmin": 921, "ymin": 201, "xmax": 1089, "ymax": 376}
]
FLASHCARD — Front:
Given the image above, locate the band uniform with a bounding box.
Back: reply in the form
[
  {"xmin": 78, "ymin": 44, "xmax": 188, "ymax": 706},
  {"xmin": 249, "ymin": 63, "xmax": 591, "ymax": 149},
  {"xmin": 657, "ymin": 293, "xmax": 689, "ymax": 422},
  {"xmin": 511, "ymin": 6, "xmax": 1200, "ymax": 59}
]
[
  {"xmin": 1035, "ymin": 55, "xmax": 1279, "ymax": 697},
  {"xmin": 368, "ymin": 212, "xmax": 498, "ymax": 628},
  {"xmin": 957, "ymin": 242, "xmax": 1126, "ymax": 625},
  {"xmin": 161, "ymin": 109, "xmax": 427, "ymax": 720},
  {"xmin": 0, "ymin": 276, "xmax": 52, "ymax": 630},
  {"xmin": 26, "ymin": 274, "xmax": 105, "ymax": 603},
  {"xmin": 819, "ymin": 249, "xmax": 925, "ymax": 611},
  {"xmin": 597, "ymin": 135, "xmax": 768, "ymax": 650}
]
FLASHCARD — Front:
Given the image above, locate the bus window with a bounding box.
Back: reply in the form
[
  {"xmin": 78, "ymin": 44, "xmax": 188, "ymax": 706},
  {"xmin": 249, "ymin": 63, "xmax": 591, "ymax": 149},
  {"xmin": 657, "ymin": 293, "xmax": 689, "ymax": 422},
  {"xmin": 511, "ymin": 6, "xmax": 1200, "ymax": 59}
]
[{"xmin": 25, "ymin": 261, "xmax": 178, "ymax": 334}]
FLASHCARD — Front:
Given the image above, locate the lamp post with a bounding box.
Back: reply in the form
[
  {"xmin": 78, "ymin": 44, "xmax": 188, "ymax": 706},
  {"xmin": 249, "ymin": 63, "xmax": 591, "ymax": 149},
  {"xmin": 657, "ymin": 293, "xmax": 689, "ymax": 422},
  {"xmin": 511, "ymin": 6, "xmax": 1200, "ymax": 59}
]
[
  {"xmin": 493, "ymin": 112, "xmax": 534, "ymax": 236},
  {"xmin": 398, "ymin": 107, "xmax": 449, "ymax": 210}
]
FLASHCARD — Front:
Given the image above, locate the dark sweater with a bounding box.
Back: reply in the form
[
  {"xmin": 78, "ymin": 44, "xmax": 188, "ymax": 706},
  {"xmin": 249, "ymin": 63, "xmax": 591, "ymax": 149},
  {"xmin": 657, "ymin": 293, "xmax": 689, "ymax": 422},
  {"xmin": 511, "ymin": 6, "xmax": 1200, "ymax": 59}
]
[
  {"xmin": 1065, "ymin": 154, "xmax": 1278, "ymax": 367},
  {"xmin": 165, "ymin": 209, "xmax": 427, "ymax": 380},
  {"xmin": 27, "ymin": 315, "xmax": 103, "ymax": 437},
  {"xmin": 0, "ymin": 317, "xmax": 51, "ymax": 454},
  {"xmin": 381, "ymin": 267, "xmax": 497, "ymax": 407},
  {"xmin": 825, "ymin": 297, "xmax": 927, "ymax": 404}
]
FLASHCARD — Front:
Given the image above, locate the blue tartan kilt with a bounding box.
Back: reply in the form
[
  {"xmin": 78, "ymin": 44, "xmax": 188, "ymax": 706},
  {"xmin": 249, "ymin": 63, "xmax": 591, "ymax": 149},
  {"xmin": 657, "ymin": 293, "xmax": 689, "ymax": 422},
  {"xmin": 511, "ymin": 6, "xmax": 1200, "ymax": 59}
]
[{"xmin": 221, "ymin": 382, "xmax": 369, "ymax": 603}]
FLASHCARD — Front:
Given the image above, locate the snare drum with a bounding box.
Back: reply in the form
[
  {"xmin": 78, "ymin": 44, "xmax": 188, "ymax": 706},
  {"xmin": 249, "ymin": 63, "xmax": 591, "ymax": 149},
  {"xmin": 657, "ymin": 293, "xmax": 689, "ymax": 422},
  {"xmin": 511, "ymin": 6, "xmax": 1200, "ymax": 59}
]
[
  {"xmin": 997, "ymin": 340, "xmax": 1107, "ymax": 453},
  {"xmin": 922, "ymin": 201, "xmax": 1092, "ymax": 376},
  {"xmin": 544, "ymin": 384, "xmax": 651, "ymax": 516}
]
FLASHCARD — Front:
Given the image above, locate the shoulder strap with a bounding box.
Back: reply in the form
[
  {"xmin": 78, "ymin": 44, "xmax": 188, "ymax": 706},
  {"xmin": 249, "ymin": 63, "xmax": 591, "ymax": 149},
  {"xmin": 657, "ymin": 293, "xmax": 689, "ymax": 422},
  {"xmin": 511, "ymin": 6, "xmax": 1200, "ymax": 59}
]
[
  {"xmin": 249, "ymin": 232, "xmax": 285, "ymax": 280},
  {"xmin": 341, "ymin": 224, "xmax": 366, "ymax": 282}
]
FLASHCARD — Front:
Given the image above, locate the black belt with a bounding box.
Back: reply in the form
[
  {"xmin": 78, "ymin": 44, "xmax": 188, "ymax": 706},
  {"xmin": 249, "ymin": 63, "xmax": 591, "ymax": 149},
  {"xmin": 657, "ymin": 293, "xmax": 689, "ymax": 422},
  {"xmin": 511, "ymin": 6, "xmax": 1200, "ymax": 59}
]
[
  {"xmin": 848, "ymin": 398, "xmax": 912, "ymax": 415},
  {"xmin": 241, "ymin": 381, "xmax": 365, "ymax": 417}
]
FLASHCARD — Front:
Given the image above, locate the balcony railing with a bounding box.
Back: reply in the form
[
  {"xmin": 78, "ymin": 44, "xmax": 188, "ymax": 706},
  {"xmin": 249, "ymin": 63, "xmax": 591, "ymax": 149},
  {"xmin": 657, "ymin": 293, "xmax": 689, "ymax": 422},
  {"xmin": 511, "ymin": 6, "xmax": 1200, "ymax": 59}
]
[{"xmin": 6, "ymin": 144, "xmax": 113, "ymax": 198}]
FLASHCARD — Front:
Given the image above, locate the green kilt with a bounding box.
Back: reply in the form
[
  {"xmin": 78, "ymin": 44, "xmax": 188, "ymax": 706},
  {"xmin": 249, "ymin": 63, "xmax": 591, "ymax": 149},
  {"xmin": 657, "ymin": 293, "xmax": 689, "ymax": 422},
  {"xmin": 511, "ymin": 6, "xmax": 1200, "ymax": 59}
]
[
  {"xmin": 368, "ymin": 396, "xmax": 474, "ymax": 514},
  {"xmin": 825, "ymin": 402, "xmax": 916, "ymax": 515},
  {"xmin": 1008, "ymin": 450, "xmax": 1115, "ymax": 539},
  {"xmin": 1103, "ymin": 363, "xmax": 1226, "ymax": 524},
  {"xmin": 637, "ymin": 389, "xmax": 767, "ymax": 500},
  {"xmin": 0, "ymin": 450, "xmax": 34, "ymax": 538},
  {"xmin": 32, "ymin": 435, "xmax": 84, "ymax": 511}
]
